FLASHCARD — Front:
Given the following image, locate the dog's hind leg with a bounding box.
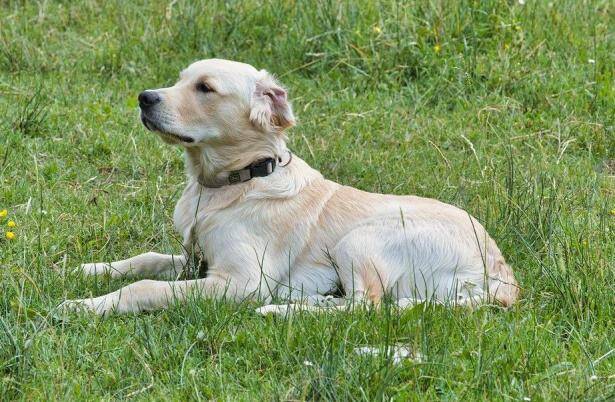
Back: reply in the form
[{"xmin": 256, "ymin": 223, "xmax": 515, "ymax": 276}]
[
  {"xmin": 255, "ymin": 291, "xmax": 384, "ymax": 316},
  {"xmin": 79, "ymin": 252, "xmax": 187, "ymax": 279},
  {"xmin": 255, "ymin": 295, "xmax": 349, "ymax": 316}
]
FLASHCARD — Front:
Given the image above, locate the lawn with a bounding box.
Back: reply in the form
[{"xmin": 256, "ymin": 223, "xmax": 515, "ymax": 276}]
[{"xmin": 1, "ymin": 0, "xmax": 613, "ymax": 400}]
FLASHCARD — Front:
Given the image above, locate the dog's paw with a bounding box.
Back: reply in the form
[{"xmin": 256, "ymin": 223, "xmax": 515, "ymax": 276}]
[
  {"xmin": 55, "ymin": 299, "xmax": 93, "ymax": 320},
  {"xmin": 56, "ymin": 297, "xmax": 111, "ymax": 316},
  {"xmin": 255, "ymin": 304, "xmax": 290, "ymax": 316},
  {"xmin": 79, "ymin": 262, "xmax": 112, "ymax": 277},
  {"xmin": 57, "ymin": 299, "xmax": 91, "ymax": 314}
]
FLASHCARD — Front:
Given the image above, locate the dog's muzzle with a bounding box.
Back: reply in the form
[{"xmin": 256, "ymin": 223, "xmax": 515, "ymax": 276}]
[
  {"xmin": 138, "ymin": 90, "xmax": 162, "ymax": 132},
  {"xmin": 137, "ymin": 91, "xmax": 195, "ymax": 143}
]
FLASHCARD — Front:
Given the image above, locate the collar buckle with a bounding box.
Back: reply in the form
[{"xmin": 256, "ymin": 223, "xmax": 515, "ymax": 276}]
[
  {"xmin": 197, "ymin": 151, "xmax": 291, "ymax": 188},
  {"xmin": 249, "ymin": 158, "xmax": 276, "ymax": 178}
]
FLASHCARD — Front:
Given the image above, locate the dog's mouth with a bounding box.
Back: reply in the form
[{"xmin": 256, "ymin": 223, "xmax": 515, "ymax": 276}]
[
  {"xmin": 140, "ymin": 113, "xmax": 158, "ymax": 132},
  {"xmin": 140, "ymin": 113, "xmax": 194, "ymax": 143}
]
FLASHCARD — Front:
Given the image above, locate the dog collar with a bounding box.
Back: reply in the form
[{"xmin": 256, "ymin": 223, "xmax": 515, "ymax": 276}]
[{"xmin": 197, "ymin": 150, "xmax": 292, "ymax": 188}]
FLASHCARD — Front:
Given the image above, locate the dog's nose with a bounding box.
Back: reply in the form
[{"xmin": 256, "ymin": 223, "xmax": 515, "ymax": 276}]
[{"xmin": 138, "ymin": 91, "xmax": 161, "ymax": 108}]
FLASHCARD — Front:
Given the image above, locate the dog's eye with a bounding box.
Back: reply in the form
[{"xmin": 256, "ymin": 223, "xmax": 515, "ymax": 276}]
[{"xmin": 196, "ymin": 82, "xmax": 214, "ymax": 93}]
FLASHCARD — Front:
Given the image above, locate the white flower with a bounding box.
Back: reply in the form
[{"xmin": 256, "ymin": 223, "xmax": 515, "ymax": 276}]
[
  {"xmin": 588, "ymin": 59, "xmax": 596, "ymax": 64},
  {"xmin": 518, "ymin": 0, "xmax": 526, "ymax": 4},
  {"xmin": 303, "ymin": 360, "xmax": 314, "ymax": 367}
]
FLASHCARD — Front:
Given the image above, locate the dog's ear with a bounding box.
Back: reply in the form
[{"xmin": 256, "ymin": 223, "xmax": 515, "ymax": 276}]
[{"xmin": 250, "ymin": 70, "xmax": 295, "ymax": 132}]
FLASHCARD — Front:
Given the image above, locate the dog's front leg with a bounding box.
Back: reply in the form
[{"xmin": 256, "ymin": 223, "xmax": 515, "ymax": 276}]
[
  {"xmin": 80, "ymin": 252, "xmax": 187, "ymax": 278},
  {"xmin": 59, "ymin": 275, "xmax": 238, "ymax": 316}
]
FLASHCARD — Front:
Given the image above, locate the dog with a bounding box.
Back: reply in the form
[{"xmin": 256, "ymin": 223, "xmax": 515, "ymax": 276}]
[{"xmin": 59, "ymin": 59, "xmax": 519, "ymax": 316}]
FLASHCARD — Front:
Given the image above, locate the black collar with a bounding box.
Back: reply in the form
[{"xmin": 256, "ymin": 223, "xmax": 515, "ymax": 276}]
[{"xmin": 197, "ymin": 151, "xmax": 292, "ymax": 188}]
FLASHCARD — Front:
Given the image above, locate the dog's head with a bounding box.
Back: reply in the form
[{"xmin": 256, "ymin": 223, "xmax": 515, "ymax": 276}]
[{"xmin": 138, "ymin": 59, "xmax": 295, "ymax": 147}]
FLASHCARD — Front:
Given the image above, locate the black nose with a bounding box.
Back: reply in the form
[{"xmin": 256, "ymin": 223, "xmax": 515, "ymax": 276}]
[{"xmin": 138, "ymin": 91, "xmax": 161, "ymax": 108}]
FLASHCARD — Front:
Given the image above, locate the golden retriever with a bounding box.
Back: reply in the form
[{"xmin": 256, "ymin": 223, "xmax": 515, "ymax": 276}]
[{"xmin": 60, "ymin": 59, "xmax": 518, "ymax": 315}]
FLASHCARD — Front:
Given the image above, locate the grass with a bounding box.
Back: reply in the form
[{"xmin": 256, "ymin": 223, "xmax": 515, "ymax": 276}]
[{"xmin": 1, "ymin": 0, "xmax": 613, "ymax": 399}]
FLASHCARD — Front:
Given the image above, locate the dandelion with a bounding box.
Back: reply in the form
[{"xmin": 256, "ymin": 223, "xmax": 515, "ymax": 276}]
[
  {"xmin": 0, "ymin": 209, "xmax": 7, "ymax": 218},
  {"xmin": 434, "ymin": 44, "xmax": 441, "ymax": 53},
  {"xmin": 372, "ymin": 26, "xmax": 382, "ymax": 34},
  {"xmin": 7, "ymin": 220, "xmax": 16, "ymax": 228},
  {"xmin": 610, "ymin": 208, "xmax": 615, "ymax": 216},
  {"xmin": 5, "ymin": 231, "xmax": 15, "ymax": 240}
]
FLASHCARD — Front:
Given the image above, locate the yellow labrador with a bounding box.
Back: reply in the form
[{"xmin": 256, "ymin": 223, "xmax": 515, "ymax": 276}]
[{"xmin": 60, "ymin": 59, "xmax": 518, "ymax": 315}]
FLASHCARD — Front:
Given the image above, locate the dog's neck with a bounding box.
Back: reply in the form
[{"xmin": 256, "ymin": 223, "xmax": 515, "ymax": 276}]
[{"xmin": 183, "ymin": 134, "xmax": 288, "ymax": 185}]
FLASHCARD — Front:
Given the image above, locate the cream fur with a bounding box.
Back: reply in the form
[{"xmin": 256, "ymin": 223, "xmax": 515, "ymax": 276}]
[{"xmin": 59, "ymin": 59, "xmax": 519, "ymax": 316}]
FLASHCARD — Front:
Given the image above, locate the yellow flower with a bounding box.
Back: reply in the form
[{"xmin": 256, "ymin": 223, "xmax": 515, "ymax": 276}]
[
  {"xmin": 0, "ymin": 209, "xmax": 7, "ymax": 218},
  {"xmin": 5, "ymin": 231, "xmax": 15, "ymax": 240},
  {"xmin": 372, "ymin": 26, "xmax": 382, "ymax": 34},
  {"xmin": 7, "ymin": 220, "xmax": 16, "ymax": 228},
  {"xmin": 504, "ymin": 43, "xmax": 510, "ymax": 50},
  {"xmin": 610, "ymin": 208, "xmax": 615, "ymax": 216},
  {"xmin": 434, "ymin": 44, "xmax": 441, "ymax": 53}
]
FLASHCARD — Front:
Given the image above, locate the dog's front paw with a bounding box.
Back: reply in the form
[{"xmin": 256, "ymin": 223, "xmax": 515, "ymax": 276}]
[
  {"xmin": 79, "ymin": 262, "xmax": 112, "ymax": 277},
  {"xmin": 57, "ymin": 297, "xmax": 113, "ymax": 316},
  {"xmin": 57, "ymin": 299, "xmax": 92, "ymax": 314}
]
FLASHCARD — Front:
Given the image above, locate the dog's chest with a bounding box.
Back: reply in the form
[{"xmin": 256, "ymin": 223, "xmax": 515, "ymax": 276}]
[
  {"xmin": 172, "ymin": 183, "xmax": 273, "ymax": 257},
  {"xmin": 172, "ymin": 182, "xmax": 228, "ymax": 249}
]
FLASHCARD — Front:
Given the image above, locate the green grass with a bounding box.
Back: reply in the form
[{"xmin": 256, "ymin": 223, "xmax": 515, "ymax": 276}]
[{"xmin": 1, "ymin": 0, "xmax": 614, "ymax": 399}]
